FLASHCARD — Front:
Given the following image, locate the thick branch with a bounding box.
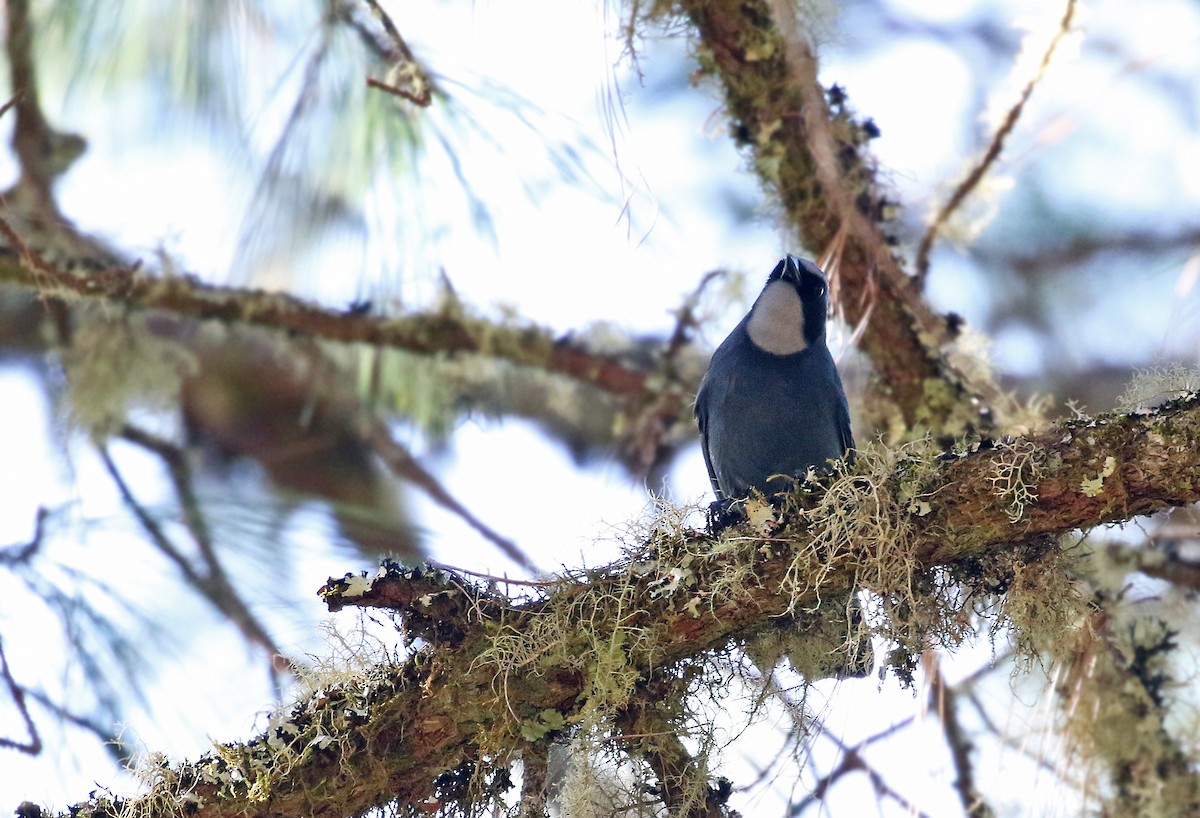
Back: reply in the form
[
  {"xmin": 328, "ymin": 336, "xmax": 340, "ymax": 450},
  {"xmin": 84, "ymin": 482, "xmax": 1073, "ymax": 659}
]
[{"xmin": 53, "ymin": 396, "xmax": 1200, "ymax": 818}]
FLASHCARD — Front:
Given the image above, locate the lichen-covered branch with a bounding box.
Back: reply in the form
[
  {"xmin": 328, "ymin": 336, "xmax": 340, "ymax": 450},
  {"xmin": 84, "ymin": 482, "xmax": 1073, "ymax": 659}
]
[
  {"xmin": 0, "ymin": 233, "xmax": 708, "ymax": 475},
  {"xmin": 52, "ymin": 395, "xmax": 1200, "ymax": 818},
  {"xmin": 679, "ymin": 0, "xmax": 986, "ymax": 433},
  {"xmin": 0, "ymin": 240, "xmax": 662, "ymax": 400},
  {"xmin": 1050, "ymin": 606, "xmax": 1200, "ymax": 816}
]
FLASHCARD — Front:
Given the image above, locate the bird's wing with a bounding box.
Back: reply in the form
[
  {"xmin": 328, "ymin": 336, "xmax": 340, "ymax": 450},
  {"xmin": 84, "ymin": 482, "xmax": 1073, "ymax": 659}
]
[
  {"xmin": 694, "ymin": 378, "xmax": 723, "ymax": 496},
  {"xmin": 836, "ymin": 391, "xmax": 856, "ymax": 457}
]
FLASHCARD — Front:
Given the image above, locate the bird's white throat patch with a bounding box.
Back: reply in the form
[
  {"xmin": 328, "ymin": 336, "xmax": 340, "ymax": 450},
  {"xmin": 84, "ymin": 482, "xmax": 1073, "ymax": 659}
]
[{"xmin": 746, "ymin": 280, "xmax": 807, "ymax": 354}]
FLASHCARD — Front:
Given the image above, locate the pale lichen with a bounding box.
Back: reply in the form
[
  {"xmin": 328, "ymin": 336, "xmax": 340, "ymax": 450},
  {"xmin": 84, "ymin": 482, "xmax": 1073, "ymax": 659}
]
[
  {"xmin": 1080, "ymin": 456, "xmax": 1117, "ymax": 498},
  {"xmin": 987, "ymin": 439, "xmax": 1043, "ymax": 523},
  {"xmin": 60, "ymin": 310, "xmax": 197, "ymax": 439},
  {"xmin": 1117, "ymin": 363, "xmax": 1200, "ymax": 412}
]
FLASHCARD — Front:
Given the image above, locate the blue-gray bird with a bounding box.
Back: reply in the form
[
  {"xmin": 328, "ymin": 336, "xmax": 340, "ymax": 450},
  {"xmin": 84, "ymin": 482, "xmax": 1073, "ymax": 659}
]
[
  {"xmin": 695, "ymin": 255, "xmax": 854, "ymax": 503},
  {"xmin": 698, "ymin": 256, "xmax": 869, "ymax": 678}
]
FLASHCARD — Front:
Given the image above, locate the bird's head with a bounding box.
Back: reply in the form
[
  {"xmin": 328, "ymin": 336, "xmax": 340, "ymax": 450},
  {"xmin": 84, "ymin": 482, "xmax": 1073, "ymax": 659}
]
[{"xmin": 746, "ymin": 254, "xmax": 829, "ymax": 354}]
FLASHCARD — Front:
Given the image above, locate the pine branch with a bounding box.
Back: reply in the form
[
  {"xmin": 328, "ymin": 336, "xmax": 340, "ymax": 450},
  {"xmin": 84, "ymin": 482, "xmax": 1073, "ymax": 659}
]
[
  {"xmin": 0, "ymin": 237, "xmax": 658, "ymax": 399},
  {"xmin": 51, "ymin": 395, "xmax": 1200, "ymax": 817},
  {"xmin": 915, "ymin": 0, "xmax": 1078, "ymax": 281}
]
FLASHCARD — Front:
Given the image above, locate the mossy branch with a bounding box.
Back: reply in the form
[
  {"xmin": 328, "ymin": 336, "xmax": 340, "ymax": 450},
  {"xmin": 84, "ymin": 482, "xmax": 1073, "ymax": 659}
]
[
  {"xmin": 53, "ymin": 395, "xmax": 1200, "ymax": 818},
  {"xmin": 1053, "ymin": 606, "xmax": 1200, "ymax": 815},
  {"xmin": 0, "ymin": 239, "xmax": 661, "ymax": 401},
  {"xmin": 679, "ymin": 0, "xmax": 984, "ymax": 433}
]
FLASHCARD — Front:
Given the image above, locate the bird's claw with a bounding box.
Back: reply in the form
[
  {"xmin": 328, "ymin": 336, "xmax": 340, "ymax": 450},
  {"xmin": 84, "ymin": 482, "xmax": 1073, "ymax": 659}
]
[{"xmin": 705, "ymin": 498, "xmax": 746, "ymax": 535}]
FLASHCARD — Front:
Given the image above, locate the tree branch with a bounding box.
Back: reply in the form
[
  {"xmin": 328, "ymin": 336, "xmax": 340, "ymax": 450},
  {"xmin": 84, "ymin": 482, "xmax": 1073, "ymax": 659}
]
[
  {"xmin": 1056, "ymin": 604, "xmax": 1200, "ymax": 813},
  {"xmin": 366, "ymin": 419, "xmax": 536, "ymax": 571},
  {"xmin": 3, "ymin": 0, "xmax": 88, "ymax": 213},
  {"xmin": 0, "ymin": 226, "xmax": 674, "ymax": 402},
  {"xmin": 927, "ymin": 654, "xmax": 994, "ymax": 818},
  {"xmin": 49, "ymin": 395, "xmax": 1200, "ymax": 817},
  {"xmin": 915, "ymin": 0, "xmax": 1079, "ymax": 281},
  {"xmin": 0, "ymin": 637, "xmax": 41, "ymax": 755},
  {"xmin": 98, "ymin": 441, "xmax": 294, "ymax": 674}
]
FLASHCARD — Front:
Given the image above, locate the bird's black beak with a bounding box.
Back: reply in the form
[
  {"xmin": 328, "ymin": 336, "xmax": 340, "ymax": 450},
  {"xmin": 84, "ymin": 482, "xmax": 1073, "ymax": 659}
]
[
  {"xmin": 768, "ymin": 255, "xmax": 802, "ymax": 284},
  {"xmin": 784, "ymin": 255, "xmax": 802, "ymax": 278},
  {"xmin": 770, "ymin": 254, "xmax": 803, "ymax": 285}
]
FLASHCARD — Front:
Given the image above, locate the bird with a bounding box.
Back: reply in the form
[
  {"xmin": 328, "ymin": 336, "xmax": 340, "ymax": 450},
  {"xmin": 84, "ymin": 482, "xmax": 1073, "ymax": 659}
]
[
  {"xmin": 695, "ymin": 254, "xmax": 854, "ymax": 505},
  {"xmin": 696, "ymin": 255, "xmax": 869, "ymax": 679}
]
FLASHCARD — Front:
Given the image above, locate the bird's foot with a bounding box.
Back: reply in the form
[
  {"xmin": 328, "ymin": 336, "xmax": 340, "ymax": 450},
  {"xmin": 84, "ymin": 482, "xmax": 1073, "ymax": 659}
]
[{"xmin": 705, "ymin": 498, "xmax": 746, "ymax": 535}]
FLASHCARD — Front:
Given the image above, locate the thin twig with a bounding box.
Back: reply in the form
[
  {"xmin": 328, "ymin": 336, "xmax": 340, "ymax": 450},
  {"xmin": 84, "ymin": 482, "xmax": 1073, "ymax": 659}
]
[
  {"xmin": 21, "ymin": 688, "xmax": 131, "ymax": 759},
  {"xmin": 5, "ymin": 0, "xmax": 50, "ymax": 197},
  {"xmin": 0, "ymin": 637, "xmax": 41, "ymax": 754},
  {"xmin": 0, "ymin": 93, "xmax": 19, "ymax": 120},
  {"xmin": 228, "ymin": 13, "xmax": 334, "ymax": 274},
  {"xmin": 117, "ymin": 426, "xmax": 290, "ymax": 685},
  {"xmin": 98, "ymin": 446, "xmax": 204, "ymax": 585},
  {"xmin": 0, "ymin": 214, "xmax": 55, "ymax": 276},
  {"xmin": 118, "ymin": 425, "xmax": 218, "ymax": 569},
  {"xmin": 426, "ymin": 560, "xmax": 557, "ymax": 587},
  {"xmin": 991, "ymin": 226, "xmax": 1200, "ymax": 274},
  {"xmin": 915, "ymin": 0, "xmax": 1078, "ymax": 282},
  {"xmin": 962, "ymin": 690, "xmax": 1067, "ymax": 781},
  {"xmin": 664, "ymin": 268, "xmax": 727, "ymax": 369},
  {"xmin": 0, "ymin": 507, "xmax": 47, "ymax": 564},
  {"xmin": 3, "ymin": 0, "xmax": 86, "ymax": 207},
  {"xmin": 360, "ymin": 0, "xmax": 434, "ymax": 106},
  {"xmin": 793, "ymin": 715, "xmax": 933, "ymax": 818},
  {"xmin": 361, "ymin": 0, "xmax": 419, "ymax": 63},
  {"xmin": 926, "ymin": 652, "xmax": 995, "ymax": 818},
  {"xmin": 763, "ymin": 673, "xmax": 927, "ymax": 816},
  {"xmin": 98, "ymin": 444, "xmax": 295, "ymax": 674},
  {"xmin": 366, "ymin": 76, "xmax": 431, "ymax": 107},
  {"xmin": 367, "ymin": 420, "xmax": 537, "ymax": 572}
]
